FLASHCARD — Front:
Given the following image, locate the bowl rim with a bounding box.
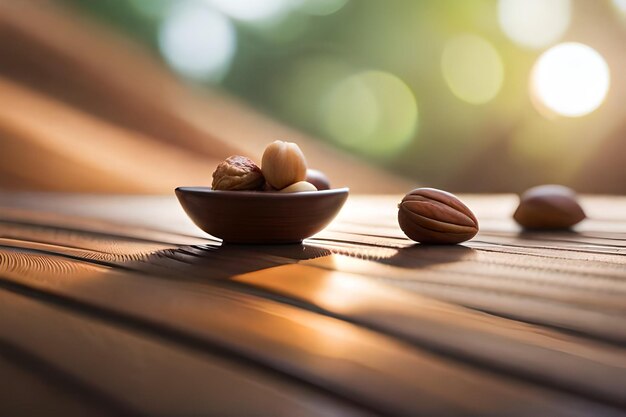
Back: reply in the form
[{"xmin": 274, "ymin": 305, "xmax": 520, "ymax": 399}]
[{"xmin": 175, "ymin": 186, "xmax": 349, "ymax": 199}]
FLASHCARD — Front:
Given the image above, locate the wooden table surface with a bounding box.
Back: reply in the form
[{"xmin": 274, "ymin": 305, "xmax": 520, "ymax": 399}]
[{"xmin": 0, "ymin": 192, "xmax": 625, "ymax": 417}]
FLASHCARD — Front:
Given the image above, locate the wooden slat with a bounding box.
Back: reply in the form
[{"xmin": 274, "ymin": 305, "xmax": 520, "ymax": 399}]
[
  {"xmin": 1, "ymin": 193, "xmax": 626, "ymax": 416},
  {"xmin": 0, "ymin": 248, "xmax": 621, "ymax": 416},
  {"xmin": 0, "ymin": 287, "xmax": 370, "ymax": 417},
  {"xmin": 0, "ymin": 344, "xmax": 115, "ymax": 417},
  {"xmin": 0, "ymin": 203, "xmax": 206, "ymax": 245},
  {"xmin": 307, "ymin": 234, "xmax": 626, "ymax": 344},
  {"xmin": 75, "ymin": 240, "xmax": 623, "ymax": 408},
  {"xmin": 1, "ymin": 197, "xmax": 626, "ymax": 377},
  {"xmin": 4, "ymin": 204, "xmax": 624, "ymax": 345}
]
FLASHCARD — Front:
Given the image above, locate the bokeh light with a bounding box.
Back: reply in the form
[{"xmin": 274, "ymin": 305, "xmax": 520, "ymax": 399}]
[
  {"xmin": 441, "ymin": 34, "xmax": 504, "ymax": 105},
  {"xmin": 207, "ymin": 0, "xmax": 293, "ymax": 23},
  {"xmin": 158, "ymin": 1, "xmax": 236, "ymax": 81},
  {"xmin": 322, "ymin": 70, "xmax": 418, "ymax": 158},
  {"xmin": 498, "ymin": 0, "xmax": 571, "ymax": 49},
  {"xmin": 531, "ymin": 42, "xmax": 610, "ymax": 117},
  {"xmin": 613, "ymin": 0, "xmax": 626, "ymax": 15},
  {"xmin": 62, "ymin": 0, "xmax": 626, "ymax": 194}
]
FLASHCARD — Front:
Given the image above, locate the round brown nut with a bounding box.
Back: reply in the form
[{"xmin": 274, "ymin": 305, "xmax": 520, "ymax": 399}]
[
  {"xmin": 513, "ymin": 185, "xmax": 586, "ymax": 230},
  {"xmin": 398, "ymin": 188, "xmax": 479, "ymax": 244},
  {"xmin": 261, "ymin": 140, "xmax": 307, "ymax": 189},
  {"xmin": 211, "ymin": 155, "xmax": 264, "ymax": 191},
  {"xmin": 305, "ymin": 169, "xmax": 331, "ymax": 191},
  {"xmin": 280, "ymin": 181, "xmax": 317, "ymax": 193}
]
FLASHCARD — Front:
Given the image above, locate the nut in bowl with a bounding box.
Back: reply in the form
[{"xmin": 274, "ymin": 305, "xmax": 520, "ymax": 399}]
[{"xmin": 176, "ymin": 140, "xmax": 348, "ymax": 244}]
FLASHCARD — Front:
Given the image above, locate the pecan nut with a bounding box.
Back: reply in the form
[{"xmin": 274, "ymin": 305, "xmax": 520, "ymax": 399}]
[{"xmin": 398, "ymin": 188, "xmax": 479, "ymax": 244}]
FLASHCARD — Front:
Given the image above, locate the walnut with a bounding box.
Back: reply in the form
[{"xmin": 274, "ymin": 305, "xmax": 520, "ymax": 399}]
[{"xmin": 211, "ymin": 156, "xmax": 264, "ymax": 191}]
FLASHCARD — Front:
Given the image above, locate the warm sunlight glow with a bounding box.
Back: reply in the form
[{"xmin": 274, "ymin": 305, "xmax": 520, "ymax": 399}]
[
  {"xmin": 613, "ymin": 0, "xmax": 626, "ymax": 15},
  {"xmin": 312, "ymin": 274, "xmax": 371, "ymax": 310},
  {"xmin": 531, "ymin": 43, "xmax": 610, "ymax": 117},
  {"xmin": 441, "ymin": 34, "xmax": 503, "ymax": 105},
  {"xmin": 498, "ymin": 0, "xmax": 571, "ymax": 49},
  {"xmin": 322, "ymin": 70, "xmax": 418, "ymax": 158},
  {"xmin": 159, "ymin": 2, "xmax": 236, "ymax": 81}
]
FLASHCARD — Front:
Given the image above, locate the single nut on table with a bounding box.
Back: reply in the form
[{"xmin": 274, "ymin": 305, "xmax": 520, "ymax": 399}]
[
  {"xmin": 280, "ymin": 181, "xmax": 317, "ymax": 193},
  {"xmin": 514, "ymin": 184, "xmax": 586, "ymax": 230},
  {"xmin": 211, "ymin": 155, "xmax": 264, "ymax": 191},
  {"xmin": 398, "ymin": 188, "xmax": 479, "ymax": 244},
  {"xmin": 305, "ymin": 169, "xmax": 331, "ymax": 191},
  {"xmin": 262, "ymin": 140, "xmax": 307, "ymax": 189}
]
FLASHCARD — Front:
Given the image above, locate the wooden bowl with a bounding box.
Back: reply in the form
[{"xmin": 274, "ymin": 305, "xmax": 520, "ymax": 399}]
[{"xmin": 175, "ymin": 187, "xmax": 349, "ymax": 244}]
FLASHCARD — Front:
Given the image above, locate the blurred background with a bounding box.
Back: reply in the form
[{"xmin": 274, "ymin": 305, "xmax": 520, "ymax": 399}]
[{"xmin": 0, "ymin": 0, "xmax": 625, "ymax": 194}]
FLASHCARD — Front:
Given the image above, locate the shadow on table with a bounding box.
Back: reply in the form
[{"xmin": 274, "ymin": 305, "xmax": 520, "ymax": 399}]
[
  {"xmin": 516, "ymin": 230, "xmax": 581, "ymax": 239},
  {"xmin": 132, "ymin": 242, "xmax": 333, "ymax": 281},
  {"xmin": 131, "ymin": 240, "xmax": 477, "ymax": 288},
  {"xmin": 324, "ymin": 243, "xmax": 477, "ymax": 270}
]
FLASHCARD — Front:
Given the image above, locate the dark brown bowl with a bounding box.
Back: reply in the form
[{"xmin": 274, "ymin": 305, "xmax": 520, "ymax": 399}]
[{"xmin": 175, "ymin": 187, "xmax": 349, "ymax": 244}]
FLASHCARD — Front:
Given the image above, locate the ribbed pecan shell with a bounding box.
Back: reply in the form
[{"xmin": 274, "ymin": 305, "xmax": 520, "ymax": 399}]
[{"xmin": 398, "ymin": 188, "xmax": 478, "ymax": 244}]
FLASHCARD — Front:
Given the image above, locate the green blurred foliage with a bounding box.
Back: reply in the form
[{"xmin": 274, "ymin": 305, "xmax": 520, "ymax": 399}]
[{"xmin": 62, "ymin": 0, "xmax": 617, "ymax": 192}]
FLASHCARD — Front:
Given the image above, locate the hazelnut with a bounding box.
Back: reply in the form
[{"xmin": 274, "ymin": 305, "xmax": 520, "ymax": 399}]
[
  {"xmin": 514, "ymin": 185, "xmax": 586, "ymax": 230},
  {"xmin": 261, "ymin": 140, "xmax": 307, "ymax": 189},
  {"xmin": 305, "ymin": 169, "xmax": 331, "ymax": 191},
  {"xmin": 398, "ymin": 188, "xmax": 479, "ymax": 244},
  {"xmin": 211, "ymin": 155, "xmax": 264, "ymax": 191},
  {"xmin": 280, "ymin": 181, "xmax": 317, "ymax": 193}
]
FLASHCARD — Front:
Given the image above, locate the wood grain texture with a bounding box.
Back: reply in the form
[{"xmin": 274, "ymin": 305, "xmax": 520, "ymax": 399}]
[
  {"xmin": 0, "ymin": 192, "xmax": 625, "ymax": 416},
  {"xmin": 0, "ymin": 287, "xmax": 368, "ymax": 417},
  {"xmin": 3, "ymin": 248, "xmax": 616, "ymax": 416},
  {"xmin": 0, "ymin": 344, "xmax": 116, "ymax": 417}
]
